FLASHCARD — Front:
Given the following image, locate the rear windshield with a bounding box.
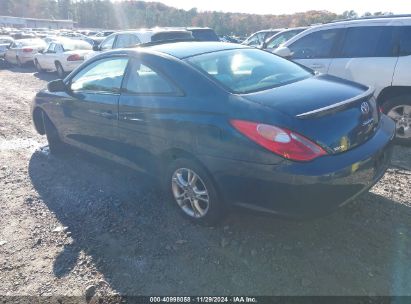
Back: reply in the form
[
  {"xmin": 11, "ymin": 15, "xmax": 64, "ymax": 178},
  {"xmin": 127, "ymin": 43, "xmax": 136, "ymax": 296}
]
[
  {"xmin": 191, "ymin": 30, "xmax": 219, "ymax": 42},
  {"xmin": 151, "ymin": 31, "xmax": 193, "ymax": 42},
  {"xmin": 62, "ymin": 40, "xmax": 92, "ymax": 51},
  {"xmin": 187, "ymin": 48, "xmax": 312, "ymax": 94}
]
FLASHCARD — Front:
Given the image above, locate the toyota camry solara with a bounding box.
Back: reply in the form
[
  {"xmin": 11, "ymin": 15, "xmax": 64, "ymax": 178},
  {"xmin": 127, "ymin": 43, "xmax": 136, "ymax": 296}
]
[{"xmin": 32, "ymin": 42, "xmax": 395, "ymax": 224}]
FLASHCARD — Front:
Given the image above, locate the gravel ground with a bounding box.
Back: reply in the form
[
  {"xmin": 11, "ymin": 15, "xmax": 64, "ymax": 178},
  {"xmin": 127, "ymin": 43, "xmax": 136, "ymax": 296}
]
[{"xmin": 0, "ymin": 66, "xmax": 410, "ymax": 300}]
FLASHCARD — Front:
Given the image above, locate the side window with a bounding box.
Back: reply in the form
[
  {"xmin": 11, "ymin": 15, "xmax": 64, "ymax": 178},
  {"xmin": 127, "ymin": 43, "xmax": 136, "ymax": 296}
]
[
  {"xmin": 46, "ymin": 43, "xmax": 56, "ymax": 53},
  {"xmin": 124, "ymin": 61, "xmax": 178, "ymax": 95},
  {"xmin": 267, "ymin": 32, "xmax": 297, "ymax": 49},
  {"xmin": 100, "ymin": 35, "xmax": 115, "ymax": 51},
  {"xmin": 115, "ymin": 34, "xmax": 141, "ymax": 49},
  {"xmin": 289, "ymin": 29, "xmax": 340, "ymax": 59},
  {"xmin": 55, "ymin": 44, "xmax": 64, "ymax": 53},
  {"xmin": 339, "ymin": 26, "xmax": 395, "ymax": 58},
  {"xmin": 70, "ymin": 57, "xmax": 128, "ymax": 93},
  {"xmin": 246, "ymin": 34, "xmax": 261, "ymax": 46},
  {"xmin": 399, "ymin": 26, "xmax": 411, "ymax": 56}
]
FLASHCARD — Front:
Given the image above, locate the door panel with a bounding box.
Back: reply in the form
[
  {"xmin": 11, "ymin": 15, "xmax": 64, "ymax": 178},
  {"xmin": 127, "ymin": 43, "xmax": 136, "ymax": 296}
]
[
  {"xmin": 328, "ymin": 57, "xmax": 397, "ymax": 96},
  {"xmin": 117, "ymin": 59, "xmax": 191, "ymax": 171},
  {"xmin": 58, "ymin": 56, "xmax": 128, "ymax": 154},
  {"xmin": 294, "ymin": 58, "xmax": 332, "ymax": 74},
  {"xmin": 59, "ymin": 92, "xmax": 119, "ymax": 153},
  {"xmin": 392, "ymin": 26, "xmax": 411, "ymax": 87},
  {"xmin": 328, "ymin": 26, "xmax": 398, "ymax": 97}
]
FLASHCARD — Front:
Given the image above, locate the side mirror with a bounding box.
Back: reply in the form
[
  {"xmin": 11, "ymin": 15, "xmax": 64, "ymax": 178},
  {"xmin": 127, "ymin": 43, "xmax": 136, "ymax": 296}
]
[
  {"xmin": 274, "ymin": 46, "xmax": 292, "ymax": 59},
  {"xmin": 47, "ymin": 79, "xmax": 67, "ymax": 92},
  {"xmin": 38, "ymin": 49, "xmax": 44, "ymax": 54},
  {"xmin": 6, "ymin": 44, "xmax": 11, "ymax": 49},
  {"xmin": 92, "ymin": 44, "xmax": 100, "ymax": 51}
]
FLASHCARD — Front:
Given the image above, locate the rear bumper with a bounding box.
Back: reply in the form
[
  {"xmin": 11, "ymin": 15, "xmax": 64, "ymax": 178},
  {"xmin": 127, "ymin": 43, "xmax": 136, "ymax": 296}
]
[
  {"xmin": 62, "ymin": 61, "xmax": 83, "ymax": 72},
  {"xmin": 19, "ymin": 54, "xmax": 35, "ymax": 64},
  {"xmin": 199, "ymin": 115, "xmax": 395, "ymax": 217}
]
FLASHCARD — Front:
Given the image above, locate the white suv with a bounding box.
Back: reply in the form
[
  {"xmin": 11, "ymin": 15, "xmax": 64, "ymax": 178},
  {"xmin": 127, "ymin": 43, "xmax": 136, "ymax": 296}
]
[{"xmin": 275, "ymin": 16, "xmax": 411, "ymax": 144}]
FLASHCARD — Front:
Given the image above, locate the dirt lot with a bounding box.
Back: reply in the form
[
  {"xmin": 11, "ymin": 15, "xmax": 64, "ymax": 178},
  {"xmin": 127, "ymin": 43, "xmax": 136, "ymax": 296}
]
[{"xmin": 0, "ymin": 66, "xmax": 410, "ymax": 300}]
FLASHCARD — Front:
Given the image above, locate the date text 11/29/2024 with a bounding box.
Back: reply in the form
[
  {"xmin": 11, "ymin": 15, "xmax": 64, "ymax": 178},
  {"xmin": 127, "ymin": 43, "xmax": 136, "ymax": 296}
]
[{"xmin": 149, "ymin": 297, "xmax": 257, "ymax": 303}]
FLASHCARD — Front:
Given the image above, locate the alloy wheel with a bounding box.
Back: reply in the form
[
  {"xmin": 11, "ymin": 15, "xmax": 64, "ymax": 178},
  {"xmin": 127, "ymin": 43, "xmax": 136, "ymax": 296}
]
[
  {"xmin": 387, "ymin": 105, "xmax": 411, "ymax": 139},
  {"xmin": 171, "ymin": 168, "xmax": 210, "ymax": 218}
]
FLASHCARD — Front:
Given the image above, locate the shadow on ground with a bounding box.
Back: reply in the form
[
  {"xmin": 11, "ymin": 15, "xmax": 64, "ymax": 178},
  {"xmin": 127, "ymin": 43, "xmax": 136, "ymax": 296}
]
[{"xmin": 28, "ymin": 148, "xmax": 411, "ymax": 295}]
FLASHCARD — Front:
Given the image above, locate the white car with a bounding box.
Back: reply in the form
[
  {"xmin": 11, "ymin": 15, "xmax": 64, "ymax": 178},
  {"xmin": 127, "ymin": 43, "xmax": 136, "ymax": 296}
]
[
  {"xmin": 4, "ymin": 38, "xmax": 47, "ymax": 66},
  {"xmin": 0, "ymin": 36, "xmax": 13, "ymax": 58},
  {"xmin": 34, "ymin": 39, "xmax": 92, "ymax": 78},
  {"xmin": 274, "ymin": 15, "xmax": 411, "ymax": 144}
]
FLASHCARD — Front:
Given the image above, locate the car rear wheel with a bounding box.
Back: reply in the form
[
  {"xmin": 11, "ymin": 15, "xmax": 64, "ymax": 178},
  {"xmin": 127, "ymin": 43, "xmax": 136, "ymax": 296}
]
[
  {"xmin": 167, "ymin": 158, "xmax": 225, "ymax": 225},
  {"xmin": 34, "ymin": 59, "xmax": 43, "ymax": 72},
  {"xmin": 55, "ymin": 62, "xmax": 65, "ymax": 78},
  {"xmin": 382, "ymin": 96, "xmax": 411, "ymax": 145},
  {"xmin": 42, "ymin": 111, "xmax": 65, "ymax": 154}
]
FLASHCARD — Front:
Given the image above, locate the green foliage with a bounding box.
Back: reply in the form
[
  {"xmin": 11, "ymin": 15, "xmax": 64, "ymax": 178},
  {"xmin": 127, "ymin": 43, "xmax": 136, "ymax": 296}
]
[{"xmin": 0, "ymin": 0, "xmax": 394, "ymax": 35}]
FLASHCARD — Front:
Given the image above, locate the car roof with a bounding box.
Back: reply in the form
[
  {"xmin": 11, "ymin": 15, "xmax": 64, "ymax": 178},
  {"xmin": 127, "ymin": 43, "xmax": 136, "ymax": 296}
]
[
  {"xmin": 145, "ymin": 41, "xmax": 248, "ymax": 59},
  {"xmin": 327, "ymin": 16, "xmax": 411, "ymax": 26}
]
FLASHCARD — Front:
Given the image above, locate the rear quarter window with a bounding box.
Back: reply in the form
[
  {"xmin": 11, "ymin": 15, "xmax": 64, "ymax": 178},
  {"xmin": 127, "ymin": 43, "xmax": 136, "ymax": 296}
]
[{"xmin": 339, "ymin": 26, "xmax": 395, "ymax": 58}]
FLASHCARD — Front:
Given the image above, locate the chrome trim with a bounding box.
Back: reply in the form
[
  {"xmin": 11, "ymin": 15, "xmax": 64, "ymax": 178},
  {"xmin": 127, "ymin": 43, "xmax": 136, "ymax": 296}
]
[{"xmin": 296, "ymin": 87, "xmax": 375, "ymax": 118}]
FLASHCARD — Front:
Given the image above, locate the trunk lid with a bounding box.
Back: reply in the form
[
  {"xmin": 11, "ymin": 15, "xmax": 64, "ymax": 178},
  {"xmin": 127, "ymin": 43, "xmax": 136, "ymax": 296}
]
[{"xmin": 241, "ymin": 75, "xmax": 379, "ymax": 154}]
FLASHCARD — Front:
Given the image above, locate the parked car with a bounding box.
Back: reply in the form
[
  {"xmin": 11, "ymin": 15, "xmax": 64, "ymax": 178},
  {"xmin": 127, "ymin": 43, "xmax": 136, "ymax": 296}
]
[
  {"xmin": 34, "ymin": 39, "xmax": 93, "ymax": 78},
  {"xmin": 186, "ymin": 27, "xmax": 220, "ymax": 41},
  {"xmin": 58, "ymin": 32, "xmax": 94, "ymax": 46},
  {"xmin": 274, "ymin": 16, "xmax": 411, "ymax": 144},
  {"xmin": 86, "ymin": 29, "xmax": 193, "ymax": 59},
  {"xmin": 242, "ymin": 29, "xmax": 283, "ymax": 47},
  {"xmin": 88, "ymin": 31, "xmax": 116, "ymax": 46},
  {"xmin": 32, "ymin": 42, "xmax": 394, "ymax": 224},
  {"xmin": 0, "ymin": 36, "xmax": 14, "ymax": 58},
  {"xmin": 5, "ymin": 38, "xmax": 47, "ymax": 67},
  {"xmin": 262, "ymin": 27, "xmax": 308, "ymax": 51}
]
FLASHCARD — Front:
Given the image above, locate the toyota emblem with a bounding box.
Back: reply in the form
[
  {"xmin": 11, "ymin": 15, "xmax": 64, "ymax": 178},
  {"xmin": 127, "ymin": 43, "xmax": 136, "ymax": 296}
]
[{"xmin": 361, "ymin": 102, "xmax": 370, "ymax": 115}]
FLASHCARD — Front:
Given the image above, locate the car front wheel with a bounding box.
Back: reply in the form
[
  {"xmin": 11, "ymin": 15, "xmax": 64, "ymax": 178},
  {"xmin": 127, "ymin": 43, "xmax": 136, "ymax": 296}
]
[
  {"xmin": 55, "ymin": 62, "xmax": 65, "ymax": 78},
  {"xmin": 16, "ymin": 56, "xmax": 23, "ymax": 67},
  {"xmin": 382, "ymin": 96, "xmax": 411, "ymax": 145},
  {"xmin": 35, "ymin": 59, "xmax": 43, "ymax": 72},
  {"xmin": 167, "ymin": 158, "xmax": 225, "ymax": 225}
]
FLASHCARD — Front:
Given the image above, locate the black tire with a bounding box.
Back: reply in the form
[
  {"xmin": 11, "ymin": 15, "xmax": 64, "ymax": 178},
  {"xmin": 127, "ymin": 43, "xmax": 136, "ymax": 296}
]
[
  {"xmin": 55, "ymin": 62, "xmax": 65, "ymax": 78},
  {"xmin": 165, "ymin": 158, "xmax": 226, "ymax": 225},
  {"xmin": 42, "ymin": 111, "xmax": 65, "ymax": 155},
  {"xmin": 381, "ymin": 96, "xmax": 411, "ymax": 146},
  {"xmin": 34, "ymin": 59, "xmax": 43, "ymax": 72}
]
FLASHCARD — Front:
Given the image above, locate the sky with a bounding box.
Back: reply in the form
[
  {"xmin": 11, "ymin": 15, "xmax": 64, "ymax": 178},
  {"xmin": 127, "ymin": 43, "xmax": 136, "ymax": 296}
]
[{"xmin": 116, "ymin": 0, "xmax": 411, "ymax": 15}]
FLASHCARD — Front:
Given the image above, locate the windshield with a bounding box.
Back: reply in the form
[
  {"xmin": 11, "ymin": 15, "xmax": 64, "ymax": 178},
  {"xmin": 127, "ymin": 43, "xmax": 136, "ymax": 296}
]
[{"xmin": 187, "ymin": 48, "xmax": 312, "ymax": 94}]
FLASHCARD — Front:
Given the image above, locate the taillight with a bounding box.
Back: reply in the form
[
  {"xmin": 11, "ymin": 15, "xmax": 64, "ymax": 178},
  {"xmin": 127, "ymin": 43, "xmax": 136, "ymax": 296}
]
[
  {"xmin": 230, "ymin": 120, "xmax": 327, "ymax": 162},
  {"xmin": 67, "ymin": 54, "xmax": 84, "ymax": 61},
  {"xmin": 22, "ymin": 48, "xmax": 33, "ymax": 53}
]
